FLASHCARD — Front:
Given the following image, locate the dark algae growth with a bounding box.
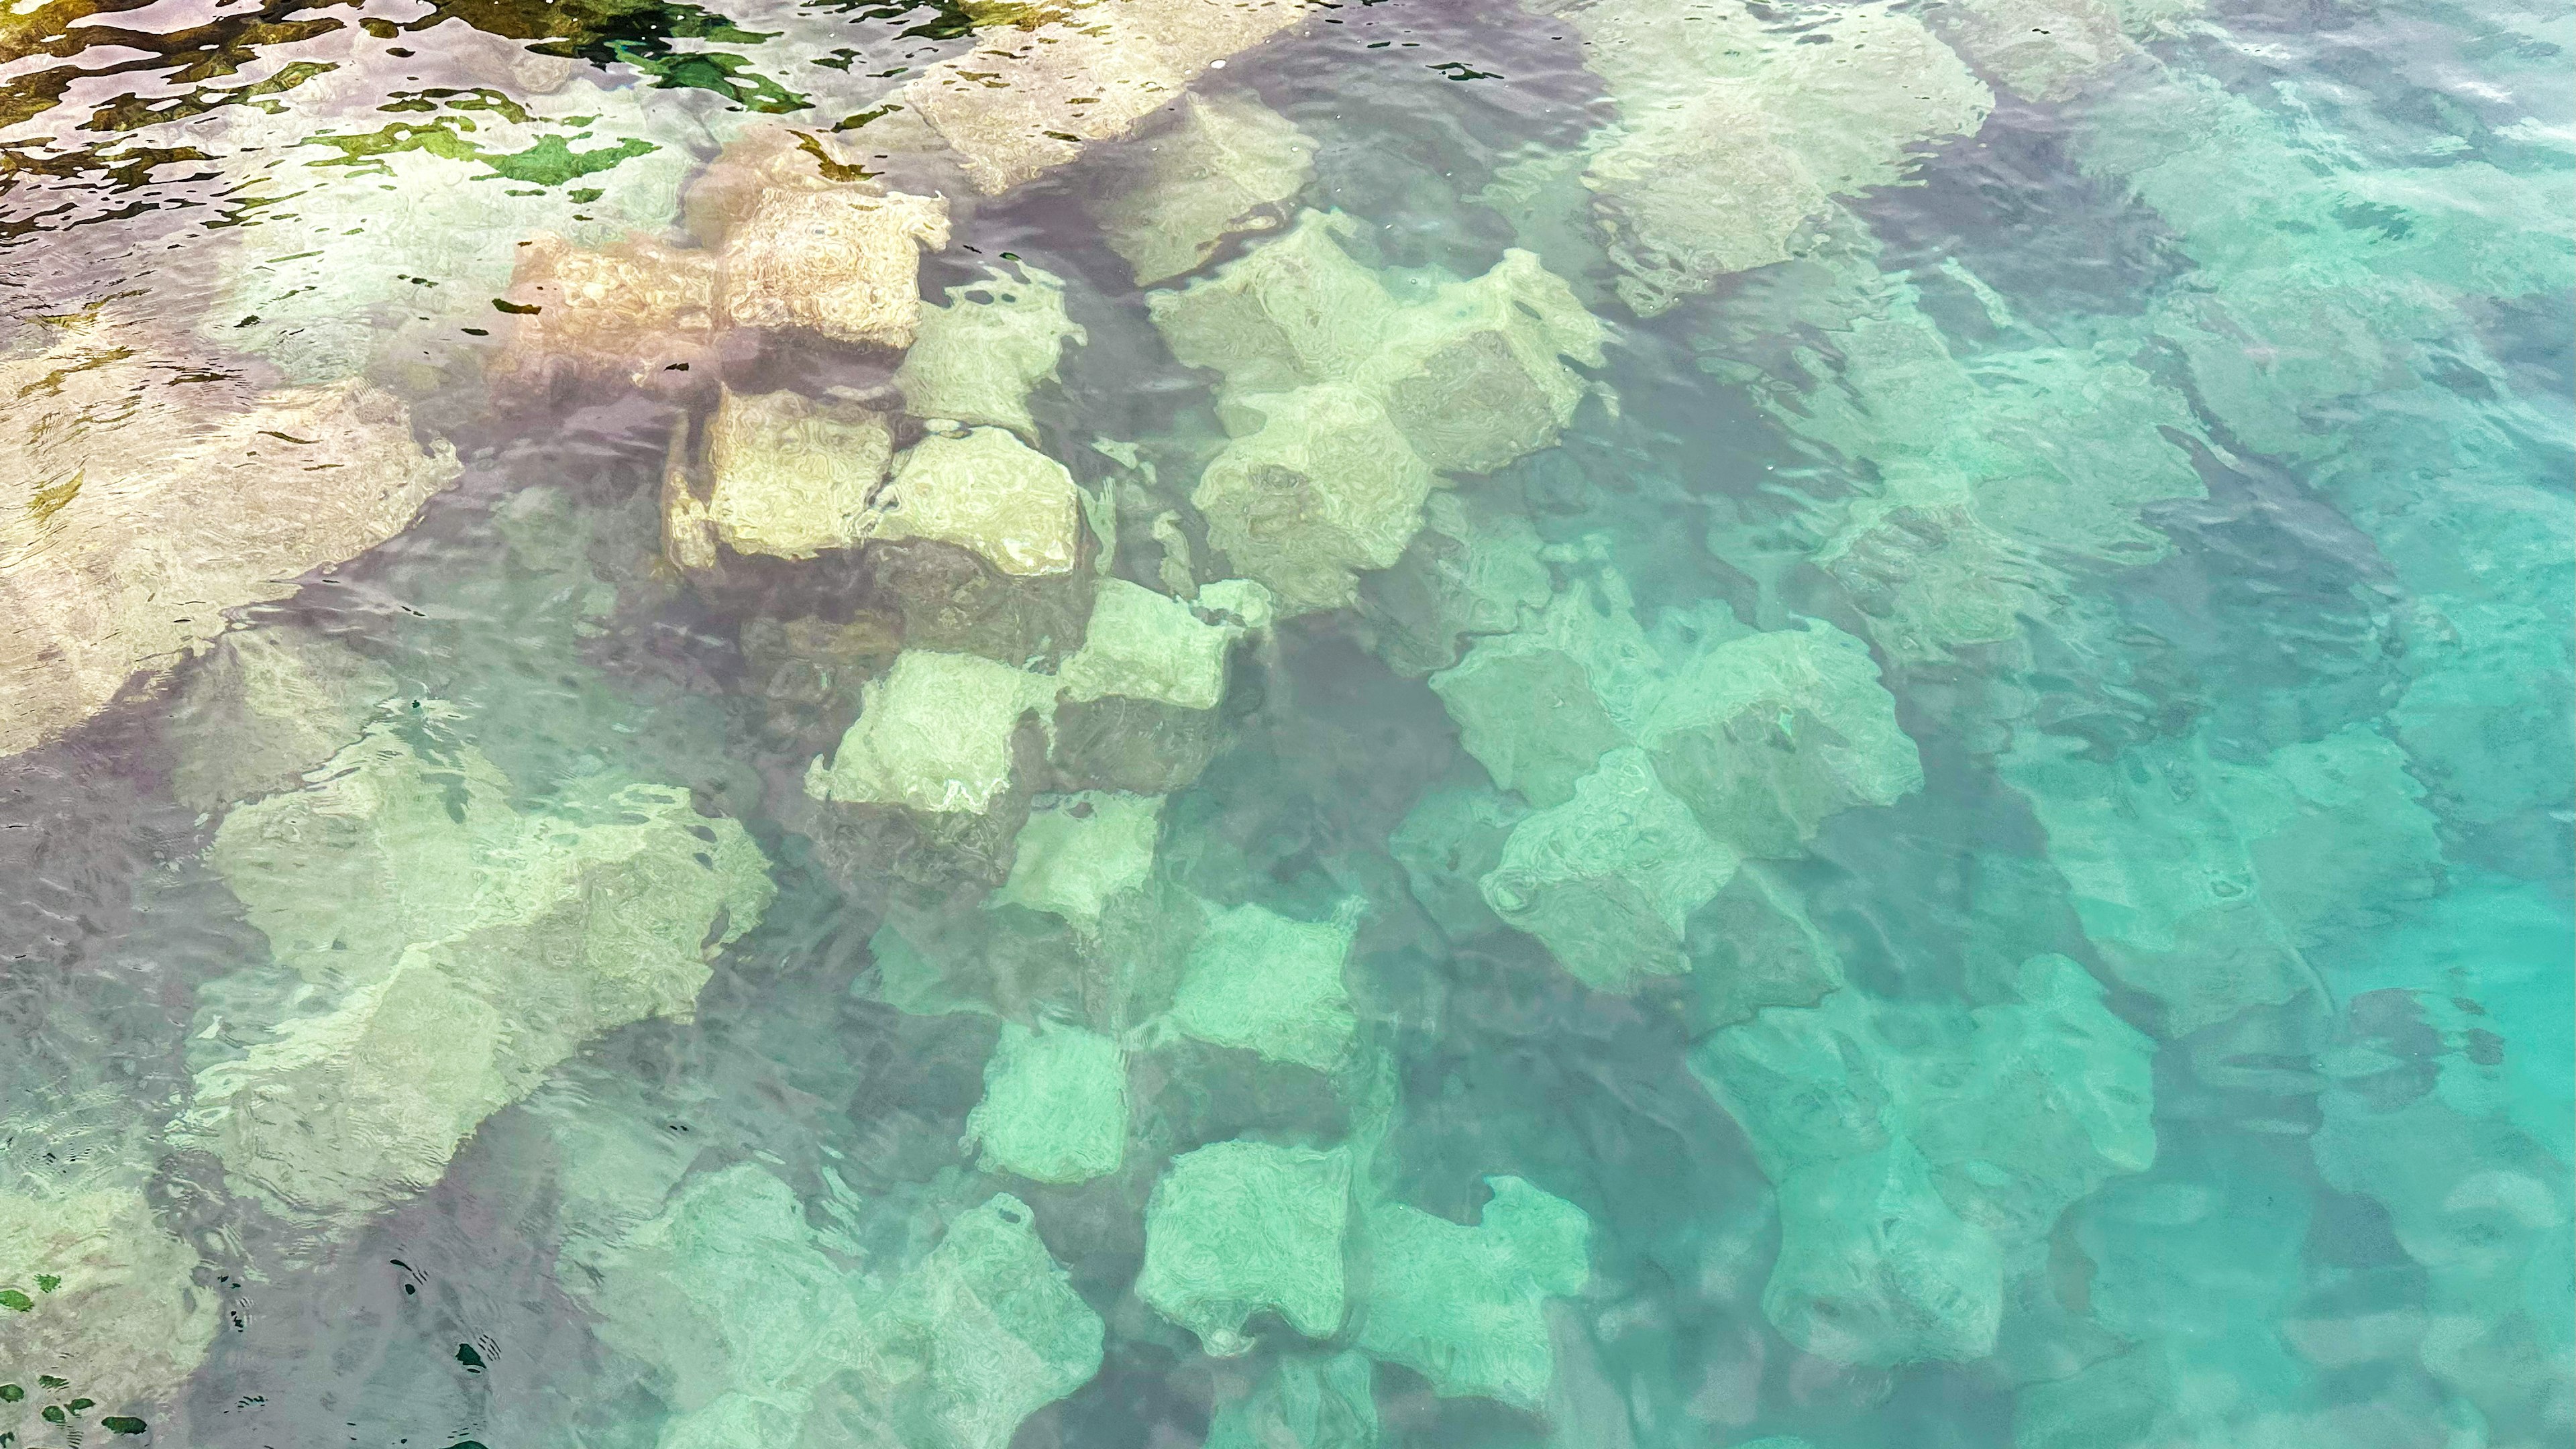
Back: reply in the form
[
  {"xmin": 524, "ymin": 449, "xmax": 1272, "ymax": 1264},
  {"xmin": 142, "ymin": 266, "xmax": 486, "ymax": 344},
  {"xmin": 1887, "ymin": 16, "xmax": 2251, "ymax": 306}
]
[{"xmin": 0, "ymin": 0, "xmax": 2568, "ymax": 1446}]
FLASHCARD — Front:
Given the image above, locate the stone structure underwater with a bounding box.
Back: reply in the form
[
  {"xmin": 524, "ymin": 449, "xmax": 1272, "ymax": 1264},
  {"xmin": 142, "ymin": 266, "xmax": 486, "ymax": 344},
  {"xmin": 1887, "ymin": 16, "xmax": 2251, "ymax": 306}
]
[{"xmin": 0, "ymin": 0, "xmax": 2566, "ymax": 1445}]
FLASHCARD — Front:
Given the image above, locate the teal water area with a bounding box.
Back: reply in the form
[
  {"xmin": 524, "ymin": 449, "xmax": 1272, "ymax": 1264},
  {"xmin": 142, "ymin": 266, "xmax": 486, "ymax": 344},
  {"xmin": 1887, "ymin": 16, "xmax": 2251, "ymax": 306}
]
[{"xmin": 0, "ymin": 0, "xmax": 2569, "ymax": 1445}]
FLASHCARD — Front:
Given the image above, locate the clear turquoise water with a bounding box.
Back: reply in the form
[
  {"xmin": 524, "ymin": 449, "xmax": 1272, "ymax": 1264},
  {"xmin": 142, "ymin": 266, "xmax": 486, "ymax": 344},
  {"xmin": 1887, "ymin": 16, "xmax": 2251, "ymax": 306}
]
[{"xmin": 0, "ymin": 1, "xmax": 2569, "ymax": 1446}]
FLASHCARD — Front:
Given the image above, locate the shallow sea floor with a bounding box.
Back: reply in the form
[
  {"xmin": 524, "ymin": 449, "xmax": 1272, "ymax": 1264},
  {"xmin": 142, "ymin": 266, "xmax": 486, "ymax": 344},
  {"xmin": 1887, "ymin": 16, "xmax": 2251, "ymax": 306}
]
[{"xmin": 0, "ymin": 0, "xmax": 2569, "ymax": 1445}]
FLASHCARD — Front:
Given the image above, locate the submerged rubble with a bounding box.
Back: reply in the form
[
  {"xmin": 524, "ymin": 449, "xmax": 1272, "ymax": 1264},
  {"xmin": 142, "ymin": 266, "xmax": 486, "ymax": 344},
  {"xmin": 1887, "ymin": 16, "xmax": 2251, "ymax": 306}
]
[{"xmin": 0, "ymin": 315, "xmax": 458, "ymax": 759}]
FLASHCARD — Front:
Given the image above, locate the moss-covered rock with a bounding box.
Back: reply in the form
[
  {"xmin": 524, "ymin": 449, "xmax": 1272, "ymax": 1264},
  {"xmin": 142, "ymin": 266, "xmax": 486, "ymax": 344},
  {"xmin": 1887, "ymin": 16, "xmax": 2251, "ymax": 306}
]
[{"xmin": 1138, "ymin": 1139, "xmax": 1352, "ymax": 1355}]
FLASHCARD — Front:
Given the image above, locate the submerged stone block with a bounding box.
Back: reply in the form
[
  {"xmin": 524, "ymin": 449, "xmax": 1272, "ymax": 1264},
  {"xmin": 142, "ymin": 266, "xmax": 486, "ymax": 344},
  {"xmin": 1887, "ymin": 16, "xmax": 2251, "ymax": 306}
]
[
  {"xmin": 894, "ymin": 264, "xmax": 1087, "ymax": 437},
  {"xmin": 1138, "ymin": 1140, "xmax": 1352, "ymax": 1354},
  {"xmin": 903, "ymin": 0, "xmax": 1315, "ymax": 194},
  {"xmin": 996, "ymin": 790, "xmax": 1166, "ymax": 933},
  {"xmin": 805, "ymin": 651, "xmax": 1060, "ymax": 815},
  {"xmin": 1095, "ymin": 90, "xmax": 1318, "ymax": 285},
  {"xmin": 968, "ymin": 1020, "xmax": 1130, "ymax": 1183},
  {"xmin": 1640, "ymin": 620, "xmax": 1924, "ymax": 859},
  {"xmin": 877, "ymin": 427, "xmax": 1085, "ymax": 578},
  {"xmin": 698, "ymin": 385, "xmax": 895, "ymax": 560},
  {"xmin": 0, "ymin": 315, "xmax": 457, "ymax": 759},
  {"xmin": 1204, "ymin": 1350, "xmax": 1379, "ymax": 1449},
  {"xmin": 1167, "ymin": 898, "xmax": 1362, "ymax": 1072},
  {"xmin": 720, "ymin": 183, "xmax": 952, "ymax": 347},
  {"xmin": 1690, "ymin": 955, "xmax": 2155, "ymax": 1366},
  {"xmin": 1481, "ymin": 747, "xmax": 1739, "ymax": 993},
  {"xmin": 1190, "ymin": 383, "xmax": 1438, "ymax": 613},
  {"xmin": 191, "ymin": 722, "xmax": 775, "ymax": 1221},
  {"xmin": 1356, "ymin": 1177, "xmax": 1591, "ymax": 1407}
]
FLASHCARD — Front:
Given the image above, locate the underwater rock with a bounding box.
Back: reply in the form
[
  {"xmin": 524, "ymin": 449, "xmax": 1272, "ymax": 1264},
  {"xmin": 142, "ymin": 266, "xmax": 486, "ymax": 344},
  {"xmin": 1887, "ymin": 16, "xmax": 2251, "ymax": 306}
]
[
  {"xmin": 1430, "ymin": 576, "xmax": 1659, "ymax": 810},
  {"xmin": 495, "ymin": 231, "xmax": 724, "ymax": 396},
  {"xmin": 1191, "ymin": 384, "xmax": 1438, "ymax": 613},
  {"xmin": 1094, "ymin": 90, "xmax": 1318, "ymax": 285},
  {"xmin": 1481, "ymin": 747, "xmax": 1739, "ymax": 994},
  {"xmin": 805, "ymin": 651, "xmax": 1061, "ymax": 814},
  {"xmin": 1058, "ymin": 576, "xmax": 1265, "ymax": 711},
  {"xmin": 1690, "ymin": 955, "xmax": 2156, "ymax": 1366},
  {"xmin": 1358, "ymin": 488, "xmax": 1553, "ymax": 679},
  {"xmin": 1355, "ymin": 1176, "xmax": 1592, "ymax": 1408},
  {"xmin": 996, "ymin": 790, "xmax": 1166, "ymax": 932},
  {"xmin": 1167, "ymin": 898, "xmax": 1362, "ymax": 1071},
  {"xmin": 877, "ymin": 427, "xmax": 1085, "ymax": 578},
  {"xmin": 0, "ymin": 317, "xmax": 458, "ymax": 759},
  {"xmin": 0, "ymin": 1187, "xmax": 219, "ymax": 1442},
  {"xmin": 1640, "ymin": 620, "xmax": 1924, "ymax": 859},
  {"xmin": 1682, "ymin": 861, "xmax": 1846, "ymax": 1032},
  {"xmin": 1152, "ymin": 210, "xmax": 1607, "ymax": 477},
  {"xmin": 1205, "ymin": 1350, "xmax": 1379, "ymax": 1449},
  {"xmin": 1138, "ymin": 1138, "xmax": 1353, "ymax": 1355},
  {"xmin": 1390, "ymin": 775, "xmax": 1529, "ymax": 942},
  {"xmin": 720, "ymin": 180, "xmax": 953, "ymax": 347},
  {"xmin": 901, "ymin": 0, "xmax": 1316, "ymax": 194},
  {"xmin": 164, "ymin": 628, "xmax": 397, "ymax": 817},
  {"xmin": 1552, "ymin": 0, "xmax": 1991, "ymax": 313},
  {"xmin": 866, "ymin": 531, "xmax": 1099, "ymax": 670},
  {"xmin": 845, "ymin": 1192, "xmax": 1108, "ymax": 1449},
  {"xmin": 967, "ymin": 1020, "xmax": 1131, "ymax": 1183},
  {"xmin": 1587, "ymin": 88, "xmax": 1833, "ymax": 317},
  {"xmin": 691, "ymin": 385, "xmax": 895, "ymax": 561},
  {"xmin": 596, "ymin": 1167, "xmax": 1103, "ymax": 1449},
  {"xmin": 1925, "ymin": 0, "xmax": 2139, "ymax": 102},
  {"xmin": 2003, "ymin": 722, "xmax": 2443, "ymax": 1036},
  {"xmin": 191, "ymin": 718, "xmax": 775, "ymax": 1220},
  {"xmin": 894, "ymin": 264, "xmax": 1088, "ymax": 438},
  {"xmin": 2314, "ymin": 956, "xmax": 2575, "ymax": 1436}
]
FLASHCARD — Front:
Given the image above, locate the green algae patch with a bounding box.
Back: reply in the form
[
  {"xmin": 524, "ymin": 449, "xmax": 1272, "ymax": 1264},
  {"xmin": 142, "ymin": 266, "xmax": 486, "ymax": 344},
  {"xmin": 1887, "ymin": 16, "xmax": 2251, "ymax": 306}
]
[
  {"xmin": 1356, "ymin": 1177, "xmax": 1591, "ymax": 1408},
  {"xmin": 967, "ymin": 1021, "xmax": 1130, "ymax": 1183},
  {"xmin": 1138, "ymin": 1140, "xmax": 1353, "ymax": 1355},
  {"xmin": 1167, "ymin": 900, "xmax": 1363, "ymax": 1071}
]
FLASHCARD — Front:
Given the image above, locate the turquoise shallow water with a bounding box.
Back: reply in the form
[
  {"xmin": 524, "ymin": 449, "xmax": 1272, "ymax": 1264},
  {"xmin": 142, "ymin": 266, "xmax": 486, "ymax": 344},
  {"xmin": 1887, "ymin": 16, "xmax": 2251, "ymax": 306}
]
[{"xmin": 0, "ymin": 0, "xmax": 2569, "ymax": 1446}]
